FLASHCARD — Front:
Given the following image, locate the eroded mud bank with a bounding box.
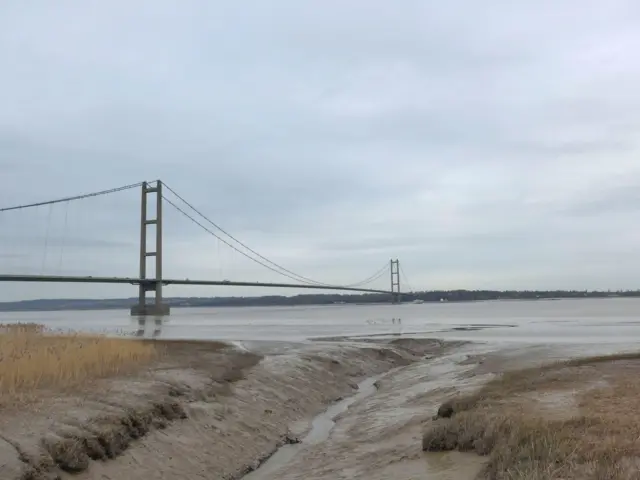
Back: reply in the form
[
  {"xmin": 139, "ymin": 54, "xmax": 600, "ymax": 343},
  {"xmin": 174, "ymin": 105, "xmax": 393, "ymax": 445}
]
[{"xmin": 0, "ymin": 338, "xmax": 456, "ymax": 480}]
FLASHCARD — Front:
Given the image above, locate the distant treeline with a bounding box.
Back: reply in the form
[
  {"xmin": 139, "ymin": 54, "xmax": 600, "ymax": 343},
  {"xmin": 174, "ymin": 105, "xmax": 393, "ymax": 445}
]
[{"xmin": 0, "ymin": 289, "xmax": 638, "ymax": 312}]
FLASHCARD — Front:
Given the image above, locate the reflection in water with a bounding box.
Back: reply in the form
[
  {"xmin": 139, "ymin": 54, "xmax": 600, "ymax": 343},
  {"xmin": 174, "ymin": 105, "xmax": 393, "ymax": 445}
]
[
  {"xmin": 392, "ymin": 317, "xmax": 403, "ymax": 336},
  {"xmin": 134, "ymin": 316, "xmax": 165, "ymax": 338}
]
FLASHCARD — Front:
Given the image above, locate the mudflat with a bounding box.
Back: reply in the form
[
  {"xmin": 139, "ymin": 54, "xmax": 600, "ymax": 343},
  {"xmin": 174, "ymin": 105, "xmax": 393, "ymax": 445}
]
[
  {"xmin": 0, "ymin": 330, "xmax": 458, "ymax": 480},
  {"xmin": 5, "ymin": 324, "xmax": 639, "ymax": 480}
]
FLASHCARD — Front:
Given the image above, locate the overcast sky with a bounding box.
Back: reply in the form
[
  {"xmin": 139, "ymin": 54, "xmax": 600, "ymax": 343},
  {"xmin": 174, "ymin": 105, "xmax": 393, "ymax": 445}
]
[{"xmin": 2, "ymin": 1, "xmax": 640, "ymax": 301}]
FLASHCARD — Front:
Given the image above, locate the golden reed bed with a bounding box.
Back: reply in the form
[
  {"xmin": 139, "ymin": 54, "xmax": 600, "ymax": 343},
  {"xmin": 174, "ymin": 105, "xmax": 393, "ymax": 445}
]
[{"xmin": 0, "ymin": 323, "xmax": 157, "ymax": 404}]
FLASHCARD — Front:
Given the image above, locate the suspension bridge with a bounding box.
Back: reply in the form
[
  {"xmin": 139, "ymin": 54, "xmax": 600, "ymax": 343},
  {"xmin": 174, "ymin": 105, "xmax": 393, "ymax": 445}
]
[{"xmin": 0, "ymin": 180, "xmax": 412, "ymax": 315}]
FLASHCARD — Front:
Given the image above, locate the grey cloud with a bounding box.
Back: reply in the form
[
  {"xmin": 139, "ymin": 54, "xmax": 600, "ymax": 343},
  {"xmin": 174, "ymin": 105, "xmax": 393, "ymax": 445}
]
[
  {"xmin": 561, "ymin": 183, "xmax": 640, "ymax": 217},
  {"xmin": 0, "ymin": 253, "xmax": 28, "ymax": 259},
  {"xmin": 505, "ymin": 138, "xmax": 635, "ymax": 157},
  {"xmin": 3, "ymin": 1, "xmax": 640, "ymax": 300},
  {"xmin": 0, "ymin": 236, "xmax": 134, "ymax": 249},
  {"xmin": 315, "ymin": 230, "xmax": 529, "ymax": 256}
]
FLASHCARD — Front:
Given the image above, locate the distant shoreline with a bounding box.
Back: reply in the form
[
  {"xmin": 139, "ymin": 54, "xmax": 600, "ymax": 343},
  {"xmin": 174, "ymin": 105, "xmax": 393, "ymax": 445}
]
[{"xmin": 0, "ymin": 290, "xmax": 637, "ymax": 313}]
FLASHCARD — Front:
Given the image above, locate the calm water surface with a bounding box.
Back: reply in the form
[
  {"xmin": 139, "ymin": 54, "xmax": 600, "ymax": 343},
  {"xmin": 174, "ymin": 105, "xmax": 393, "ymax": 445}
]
[{"xmin": 1, "ymin": 298, "xmax": 639, "ymax": 349}]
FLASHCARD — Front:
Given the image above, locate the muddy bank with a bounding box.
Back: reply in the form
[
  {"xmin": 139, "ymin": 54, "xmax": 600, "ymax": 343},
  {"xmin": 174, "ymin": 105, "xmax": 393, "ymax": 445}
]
[
  {"xmin": 423, "ymin": 349, "xmax": 640, "ymax": 479},
  {"xmin": 0, "ymin": 337, "xmax": 453, "ymax": 480},
  {"xmin": 0, "ymin": 340, "xmax": 258, "ymax": 479},
  {"xmin": 248, "ymin": 342, "xmax": 495, "ymax": 479},
  {"xmin": 243, "ymin": 374, "xmax": 385, "ymax": 480}
]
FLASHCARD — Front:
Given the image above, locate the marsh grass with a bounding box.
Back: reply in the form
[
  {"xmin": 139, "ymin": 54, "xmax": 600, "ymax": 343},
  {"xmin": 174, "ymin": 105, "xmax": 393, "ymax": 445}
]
[
  {"xmin": 423, "ymin": 352, "xmax": 640, "ymax": 479},
  {"xmin": 0, "ymin": 323, "xmax": 157, "ymax": 403}
]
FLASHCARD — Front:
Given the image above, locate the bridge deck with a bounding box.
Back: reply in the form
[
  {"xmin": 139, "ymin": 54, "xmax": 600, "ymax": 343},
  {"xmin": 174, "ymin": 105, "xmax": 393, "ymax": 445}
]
[{"xmin": 0, "ymin": 274, "xmax": 390, "ymax": 295}]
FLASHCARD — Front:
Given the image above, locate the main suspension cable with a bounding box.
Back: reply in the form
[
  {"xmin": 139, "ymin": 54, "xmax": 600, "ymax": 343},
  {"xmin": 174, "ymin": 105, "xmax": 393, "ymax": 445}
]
[
  {"xmin": 163, "ymin": 195, "xmax": 324, "ymax": 284},
  {"xmin": 399, "ymin": 264, "xmax": 414, "ymax": 292},
  {"xmin": 344, "ymin": 263, "xmax": 390, "ymax": 287},
  {"xmin": 162, "ymin": 182, "xmax": 389, "ymax": 288},
  {"xmin": 0, "ymin": 182, "xmax": 144, "ymax": 213}
]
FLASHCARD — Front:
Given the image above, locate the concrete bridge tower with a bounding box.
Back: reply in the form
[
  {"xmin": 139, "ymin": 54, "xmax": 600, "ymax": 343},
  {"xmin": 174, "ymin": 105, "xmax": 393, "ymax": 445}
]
[
  {"xmin": 390, "ymin": 258, "xmax": 401, "ymax": 304},
  {"xmin": 130, "ymin": 180, "xmax": 170, "ymax": 316}
]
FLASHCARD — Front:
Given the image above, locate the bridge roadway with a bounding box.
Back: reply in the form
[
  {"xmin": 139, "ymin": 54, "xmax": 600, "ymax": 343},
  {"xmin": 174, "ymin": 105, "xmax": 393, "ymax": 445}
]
[{"xmin": 0, "ymin": 274, "xmax": 391, "ymax": 295}]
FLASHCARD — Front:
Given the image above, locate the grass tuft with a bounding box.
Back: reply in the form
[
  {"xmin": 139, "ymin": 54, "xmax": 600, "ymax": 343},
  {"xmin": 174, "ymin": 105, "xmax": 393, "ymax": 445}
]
[
  {"xmin": 423, "ymin": 351, "xmax": 640, "ymax": 479},
  {"xmin": 0, "ymin": 323, "xmax": 157, "ymax": 404}
]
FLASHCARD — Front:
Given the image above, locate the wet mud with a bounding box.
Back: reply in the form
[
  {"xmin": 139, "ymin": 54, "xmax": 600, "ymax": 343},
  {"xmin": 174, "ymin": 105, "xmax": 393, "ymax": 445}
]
[
  {"xmin": 244, "ymin": 374, "xmax": 384, "ymax": 479},
  {"xmin": 0, "ymin": 337, "xmax": 452, "ymax": 480},
  {"xmin": 1, "ymin": 335, "xmax": 601, "ymax": 480},
  {"xmin": 241, "ymin": 343, "xmax": 496, "ymax": 479}
]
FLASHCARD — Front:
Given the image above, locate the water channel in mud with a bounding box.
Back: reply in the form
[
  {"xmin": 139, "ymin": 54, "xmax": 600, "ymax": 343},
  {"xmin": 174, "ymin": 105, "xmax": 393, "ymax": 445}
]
[
  {"xmin": 244, "ymin": 375, "xmax": 383, "ymax": 479},
  {"xmin": 240, "ymin": 343, "xmax": 499, "ymax": 480}
]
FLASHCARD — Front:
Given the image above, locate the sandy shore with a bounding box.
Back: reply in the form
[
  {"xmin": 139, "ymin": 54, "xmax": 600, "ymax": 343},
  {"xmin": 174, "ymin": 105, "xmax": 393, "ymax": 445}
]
[{"xmin": 0, "ymin": 337, "xmax": 461, "ymax": 480}]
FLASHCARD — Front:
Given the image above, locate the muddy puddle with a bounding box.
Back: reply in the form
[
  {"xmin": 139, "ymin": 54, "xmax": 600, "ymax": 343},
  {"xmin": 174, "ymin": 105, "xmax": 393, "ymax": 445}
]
[{"xmin": 381, "ymin": 451, "xmax": 486, "ymax": 480}]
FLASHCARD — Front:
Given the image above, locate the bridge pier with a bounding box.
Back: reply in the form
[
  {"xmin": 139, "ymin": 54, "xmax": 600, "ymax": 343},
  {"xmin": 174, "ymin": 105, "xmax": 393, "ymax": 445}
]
[{"xmin": 131, "ymin": 181, "xmax": 170, "ymax": 316}]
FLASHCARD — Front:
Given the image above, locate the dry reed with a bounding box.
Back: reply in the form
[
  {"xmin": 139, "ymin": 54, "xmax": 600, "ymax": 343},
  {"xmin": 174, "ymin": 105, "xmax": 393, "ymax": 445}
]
[
  {"xmin": 423, "ymin": 352, "xmax": 640, "ymax": 479},
  {"xmin": 0, "ymin": 323, "xmax": 157, "ymax": 403}
]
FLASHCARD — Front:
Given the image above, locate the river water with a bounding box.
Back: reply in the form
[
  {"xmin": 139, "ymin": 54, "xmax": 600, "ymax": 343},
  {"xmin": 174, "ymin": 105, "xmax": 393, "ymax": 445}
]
[{"xmin": 1, "ymin": 297, "xmax": 639, "ymax": 349}]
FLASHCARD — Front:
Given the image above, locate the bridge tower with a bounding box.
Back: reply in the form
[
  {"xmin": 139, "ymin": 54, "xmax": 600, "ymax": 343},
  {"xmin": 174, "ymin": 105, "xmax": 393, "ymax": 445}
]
[
  {"xmin": 390, "ymin": 258, "xmax": 401, "ymax": 304},
  {"xmin": 130, "ymin": 180, "xmax": 171, "ymax": 316}
]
